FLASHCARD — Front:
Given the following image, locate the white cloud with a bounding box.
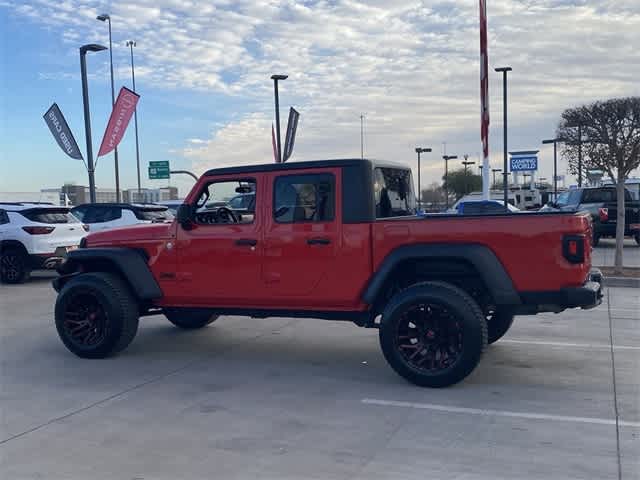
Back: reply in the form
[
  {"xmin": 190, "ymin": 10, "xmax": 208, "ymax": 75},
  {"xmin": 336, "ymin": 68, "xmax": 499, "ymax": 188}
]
[{"xmin": 3, "ymin": 0, "xmax": 640, "ymax": 186}]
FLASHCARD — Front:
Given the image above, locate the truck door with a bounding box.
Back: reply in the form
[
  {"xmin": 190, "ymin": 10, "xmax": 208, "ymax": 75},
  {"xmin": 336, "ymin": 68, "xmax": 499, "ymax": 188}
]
[
  {"xmin": 263, "ymin": 168, "xmax": 342, "ymax": 307},
  {"xmin": 174, "ymin": 176, "xmax": 263, "ymax": 305}
]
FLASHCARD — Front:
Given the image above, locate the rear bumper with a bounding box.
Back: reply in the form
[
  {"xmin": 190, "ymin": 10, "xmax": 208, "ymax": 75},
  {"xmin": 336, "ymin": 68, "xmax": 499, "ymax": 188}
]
[{"xmin": 518, "ymin": 269, "xmax": 603, "ymax": 313}]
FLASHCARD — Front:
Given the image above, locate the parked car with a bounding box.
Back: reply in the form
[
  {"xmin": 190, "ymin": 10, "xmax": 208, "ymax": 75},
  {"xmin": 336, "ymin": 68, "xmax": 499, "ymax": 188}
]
[
  {"xmin": 0, "ymin": 203, "xmax": 87, "ymax": 283},
  {"xmin": 448, "ymin": 199, "xmax": 521, "ymax": 215},
  {"xmin": 53, "ymin": 159, "xmax": 602, "ymax": 388},
  {"xmin": 71, "ymin": 203, "xmax": 173, "ymax": 232},
  {"xmin": 541, "ymin": 186, "xmax": 640, "ymax": 245}
]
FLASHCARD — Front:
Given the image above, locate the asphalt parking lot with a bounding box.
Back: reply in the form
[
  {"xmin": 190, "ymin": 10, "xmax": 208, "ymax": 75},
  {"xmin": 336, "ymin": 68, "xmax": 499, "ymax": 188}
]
[{"xmin": 1, "ymin": 275, "xmax": 638, "ymax": 480}]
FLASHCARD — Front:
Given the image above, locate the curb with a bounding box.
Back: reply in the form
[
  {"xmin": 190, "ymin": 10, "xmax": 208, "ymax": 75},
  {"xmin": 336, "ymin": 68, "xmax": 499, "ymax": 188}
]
[{"xmin": 605, "ymin": 276, "xmax": 640, "ymax": 288}]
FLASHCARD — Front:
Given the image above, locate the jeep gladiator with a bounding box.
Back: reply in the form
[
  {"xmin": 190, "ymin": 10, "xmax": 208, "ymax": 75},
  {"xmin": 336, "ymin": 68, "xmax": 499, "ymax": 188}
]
[{"xmin": 53, "ymin": 159, "xmax": 602, "ymax": 387}]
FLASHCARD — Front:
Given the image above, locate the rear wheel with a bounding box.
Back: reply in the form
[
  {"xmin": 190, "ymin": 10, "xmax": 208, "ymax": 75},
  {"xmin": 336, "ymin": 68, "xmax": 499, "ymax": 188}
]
[
  {"xmin": 0, "ymin": 247, "xmax": 30, "ymax": 284},
  {"xmin": 486, "ymin": 309, "xmax": 515, "ymax": 344},
  {"xmin": 379, "ymin": 281, "xmax": 487, "ymax": 388},
  {"xmin": 592, "ymin": 231, "xmax": 601, "ymax": 247},
  {"xmin": 55, "ymin": 272, "xmax": 139, "ymax": 358},
  {"xmin": 634, "ymin": 232, "xmax": 640, "ymax": 246},
  {"xmin": 164, "ymin": 308, "xmax": 218, "ymax": 329}
]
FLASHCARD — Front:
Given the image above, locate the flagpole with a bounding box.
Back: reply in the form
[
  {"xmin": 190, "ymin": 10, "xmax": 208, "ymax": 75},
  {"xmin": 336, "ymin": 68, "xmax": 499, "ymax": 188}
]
[{"xmin": 480, "ymin": 0, "xmax": 490, "ymax": 201}]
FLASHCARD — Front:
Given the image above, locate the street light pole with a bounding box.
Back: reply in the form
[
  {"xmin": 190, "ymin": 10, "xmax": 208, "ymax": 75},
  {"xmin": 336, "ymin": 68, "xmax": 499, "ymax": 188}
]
[
  {"xmin": 97, "ymin": 14, "xmax": 120, "ymax": 202},
  {"xmin": 79, "ymin": 44, "xmax": 107, "ymax": 204},
  {"xmin": 495, "ymin": 67, "xmax": 512, "ymax": 212},
  {"xmin": 542, "ymin": 138, "xmax": 559, "ymax": 201},
  {"xmin": 415, "ymin": 147, "xmax": 432, "ymax": 211},
  {"xmin": 270, "ymin": 74, "xmax": 287, "ymax": 163},
  {"xmin": 360, "ymin": 114, "xmax": 365, "ymax": 160},
  {"xmin": 127, "ymin": 40, "xmax": 141, "ymax": 196},
  {"xmin": 462, "ymin": 155, "xmax": 476, "ymax": 195},
  {"xmin": 442, "ymin": 155, "xmax": 458, "ymax": 209}
]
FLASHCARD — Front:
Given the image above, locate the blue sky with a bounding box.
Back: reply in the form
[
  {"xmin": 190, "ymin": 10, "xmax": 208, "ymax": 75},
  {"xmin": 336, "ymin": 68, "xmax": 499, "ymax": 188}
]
[{"xmin": 1, "ymin": 0, "xmax": 639, "ymax": 197}]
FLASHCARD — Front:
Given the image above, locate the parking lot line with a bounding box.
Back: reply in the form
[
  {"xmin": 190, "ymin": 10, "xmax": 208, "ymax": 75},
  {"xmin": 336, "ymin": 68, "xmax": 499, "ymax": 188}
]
[
  {"xmin": 501, "ymin": 339, "xmax": 640, "ymax": 351},
  {"xmin": 361, "ymin": 399, "xmax": 640, "ymax": 428}
]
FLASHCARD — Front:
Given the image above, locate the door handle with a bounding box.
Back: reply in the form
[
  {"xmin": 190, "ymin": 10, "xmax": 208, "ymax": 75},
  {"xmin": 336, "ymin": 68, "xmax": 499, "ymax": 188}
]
[
  {"xmin": 235, "ymin": 238, "xmax": 257, "ymax": 246},
  {"xmin": 307, "ymin": 237, "xmax": 331, "ymax": 245}
]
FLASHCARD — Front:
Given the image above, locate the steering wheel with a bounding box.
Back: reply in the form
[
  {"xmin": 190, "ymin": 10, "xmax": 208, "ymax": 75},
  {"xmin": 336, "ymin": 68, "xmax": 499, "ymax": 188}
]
[{"xmin": 216, "ymin": 207, "xmax": 238, "ymax": 224}]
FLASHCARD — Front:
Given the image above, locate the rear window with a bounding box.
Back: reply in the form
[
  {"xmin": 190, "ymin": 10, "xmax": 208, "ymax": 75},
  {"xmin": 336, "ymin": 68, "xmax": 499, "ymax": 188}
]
[
  {"xmin": 582, "ymin": 189, "xmax": 616, "ymax": 203},
  {"xmin": 374, "ymin": 167, "xmax": 415, "ymax": 218},
  {"xmin": 581, "ymin": 188, "xmax": 632, "ymax": 203},
  {"xmin": 134, "ymin": 208, "xmax": 173, "ymax": 221},
  {"xmin": 19, "ymin": 209, "xmax": 79, "ymax": 224}
]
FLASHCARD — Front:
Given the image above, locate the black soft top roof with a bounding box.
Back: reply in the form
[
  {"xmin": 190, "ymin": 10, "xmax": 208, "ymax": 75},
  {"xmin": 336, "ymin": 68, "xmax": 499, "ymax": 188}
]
[{"xmin": 203, "ymin": 158, "xmax": 409, "ymax": 177}]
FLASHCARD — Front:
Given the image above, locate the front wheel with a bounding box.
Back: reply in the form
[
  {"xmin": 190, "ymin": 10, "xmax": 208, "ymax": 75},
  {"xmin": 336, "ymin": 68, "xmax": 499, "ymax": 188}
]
[
  {"xmin": 634, "ymin": 232, "xmax": 640, "ymax": 246},
  {"xmin": 55, "ymin": 272, "xmax": 139, "ymax": 358},
  {"xmin": 379, "ymin": 281, "xmax": 487, "ymax": 388},
  {"xmin": 164, "ymin": 308, "xmax": 218, "ymax": 329}
]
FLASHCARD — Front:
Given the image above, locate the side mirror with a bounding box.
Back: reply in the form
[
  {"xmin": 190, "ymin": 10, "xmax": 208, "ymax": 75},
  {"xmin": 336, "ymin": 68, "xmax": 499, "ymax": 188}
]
[{"xmin": 176, "ymin": 204, "xmax": 193, "ymax": 229}]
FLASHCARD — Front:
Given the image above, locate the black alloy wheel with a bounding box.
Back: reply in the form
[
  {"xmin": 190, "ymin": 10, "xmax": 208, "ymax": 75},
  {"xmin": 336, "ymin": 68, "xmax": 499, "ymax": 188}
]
[
  {"xmin": 62, "ymin": 292, "xmax": 109, "ymax": 348},
  {"xmin": 394, "ymin": 303, "xmax": 463, "ymax": 373},
  {"xmin": 55, "ymin": 272, "xmax": 139, "ymax": 358},
  {"xmin": 379, "ymin": 281, "xmax": 487, "ymax": 388},
  {"xmin": 0, "ymin": 248, "xmax": 30, "ymax": 284}
]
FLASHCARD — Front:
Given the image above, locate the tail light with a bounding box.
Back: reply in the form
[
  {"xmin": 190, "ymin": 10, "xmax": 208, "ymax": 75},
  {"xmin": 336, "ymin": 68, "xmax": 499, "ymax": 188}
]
[
  {"xmin": 22, "ymin": 226, "xmax": 55, "ymax": 235},
  {"xmin": 82, "ymin": 224, "xmax": 90, "ymax": 232},
  {"xmin": 563, "ymin": 234, "xmax": 585, "ymax": 264},
  {"xmin": 598, "ymin": 207, "xmax": 608, "ymax": 222}
]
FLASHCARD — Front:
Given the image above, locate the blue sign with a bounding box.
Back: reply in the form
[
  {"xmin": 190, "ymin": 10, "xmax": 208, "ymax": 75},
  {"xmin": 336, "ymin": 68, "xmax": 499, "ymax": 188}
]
[{"xmin": 510, "ymin": 156, "xmax": 538, "ymax": 172}]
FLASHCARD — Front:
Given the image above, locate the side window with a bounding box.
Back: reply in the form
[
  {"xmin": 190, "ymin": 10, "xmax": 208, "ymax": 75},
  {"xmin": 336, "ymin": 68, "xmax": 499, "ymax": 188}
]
[
  {"xmin": 374, "ymin": 167, "xmax": 415, "ymax": 218},
  {"xmin": 71, "ymin": 206, "xmax": 87, "ymax": 221},
  {"xmin": 195, "ymin": 179, "xmax": 256, "ymax": 225},
  {"xmin": 273, "ymin": 174, "xmax": 335, "ymax": 223},
  {"xmin": 81, "ymin": 207, "xmax": 99, "ymax": 223}
]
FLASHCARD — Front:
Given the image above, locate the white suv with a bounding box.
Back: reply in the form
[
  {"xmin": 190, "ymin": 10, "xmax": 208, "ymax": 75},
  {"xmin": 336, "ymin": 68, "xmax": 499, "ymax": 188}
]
[
  {"xmin": 71, "ymin": 203, "xmax": 173, "ymax": 232},
  {"xmin": 0, "ymin": 203, "xmax": 88, "ymax": 283}
]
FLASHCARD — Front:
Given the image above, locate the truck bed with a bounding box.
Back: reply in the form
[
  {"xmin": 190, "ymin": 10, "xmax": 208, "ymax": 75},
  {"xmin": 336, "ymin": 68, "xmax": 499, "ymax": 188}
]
[{"xmin": 372, "ymin": 210, "xmax": 593, "ymax": 293}]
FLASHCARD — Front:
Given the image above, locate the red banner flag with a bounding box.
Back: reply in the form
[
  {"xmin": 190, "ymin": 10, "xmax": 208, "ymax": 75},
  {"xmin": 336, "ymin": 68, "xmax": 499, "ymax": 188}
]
[
  {"xmin": 479, "ymin": 0, "xmax": 489, "ymax": 161},
  {"xmin": 97, "ymin": 86, "xmax": 140, "ymax": 157},
  {"xmin": 271, "ymin": 123, "xmax": 278, "ymax": 163}
]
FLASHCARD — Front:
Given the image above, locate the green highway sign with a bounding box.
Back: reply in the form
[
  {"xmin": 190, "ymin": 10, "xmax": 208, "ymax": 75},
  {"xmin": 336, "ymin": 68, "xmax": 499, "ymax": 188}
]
[{"xmin": 148, "ymin": 161, "xmax": 170, "ymax": 180}]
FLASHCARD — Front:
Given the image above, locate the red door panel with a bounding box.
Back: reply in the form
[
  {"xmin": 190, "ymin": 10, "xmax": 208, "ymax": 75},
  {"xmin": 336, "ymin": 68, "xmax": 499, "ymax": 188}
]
[{"xmin": 172, "ymin": 175, "xmax": 264, "ymax": 306}]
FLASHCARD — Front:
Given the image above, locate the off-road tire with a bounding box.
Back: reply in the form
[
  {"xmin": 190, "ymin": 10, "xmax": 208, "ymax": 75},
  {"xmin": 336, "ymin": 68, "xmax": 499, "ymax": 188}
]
[
  {"xmin": 164, "ymin": 309, "xmax": 219, "ymax": 329},
  {"xmin": 379, "ymin": 281, "xmax": 487, "ymax": 388},
  {"xmin": 487, "ymin": 309, "xmax": 515, "ymax": 344},
  {"xmin": 0, "ymin": 247, "xmax": 31, "ymax": 284},
  {"xmin": 55, "ymin": 272, "xmax": 139, "ymax": 358}
]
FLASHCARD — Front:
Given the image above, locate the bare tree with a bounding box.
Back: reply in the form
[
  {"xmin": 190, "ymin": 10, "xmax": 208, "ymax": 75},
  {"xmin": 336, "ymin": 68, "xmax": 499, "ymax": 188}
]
[{"xmin": 557, "ymin": 97, "xmax": 640, "ymax": 273}]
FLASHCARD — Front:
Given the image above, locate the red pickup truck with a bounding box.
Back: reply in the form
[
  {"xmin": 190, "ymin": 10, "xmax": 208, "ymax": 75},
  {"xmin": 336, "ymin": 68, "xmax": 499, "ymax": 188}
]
[{"xmin": 53, "ymin": 159, "xmax": 602, "ymax": 387}]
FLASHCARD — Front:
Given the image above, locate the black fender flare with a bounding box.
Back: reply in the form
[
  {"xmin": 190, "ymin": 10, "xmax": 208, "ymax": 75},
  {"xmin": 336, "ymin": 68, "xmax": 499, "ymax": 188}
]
[
  {"xmin": 361, "ymin": 243, "xmax": 521, "ymax": 306},
  {"xmin": 54, "ymin": 247, "xmax": 162, "ymax": 300}
]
